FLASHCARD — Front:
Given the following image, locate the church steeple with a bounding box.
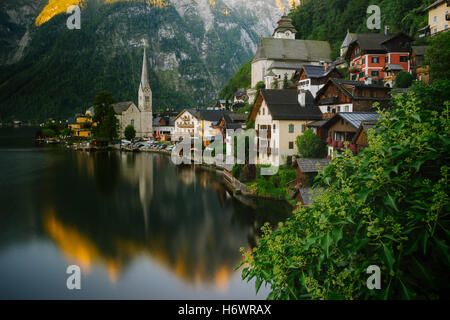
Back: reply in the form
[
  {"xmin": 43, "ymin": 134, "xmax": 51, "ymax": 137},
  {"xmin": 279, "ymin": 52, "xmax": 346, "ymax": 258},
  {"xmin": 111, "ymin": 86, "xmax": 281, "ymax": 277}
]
[
  {"xmin": 138, "ymin": 40, "xmax": 152, "ymax": 112},
  {"xmin": 273, "ymin": 15, "xmax": 297, "ymax": 39},
  {"xmin": 140, "ymin": 46, "xmax": 149, "ymax": 91}
]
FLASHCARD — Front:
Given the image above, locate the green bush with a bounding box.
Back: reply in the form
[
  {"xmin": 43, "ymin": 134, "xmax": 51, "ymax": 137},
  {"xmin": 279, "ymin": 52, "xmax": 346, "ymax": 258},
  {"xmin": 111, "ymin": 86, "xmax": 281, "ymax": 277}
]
[
  {"xmin": 241, "ymin": 84, "xmax": 450, "ymax": 300},
  {"xmin": 296, "ymin": 129, "xmax": 327, "ymax": 158},
  {"xmin": 255, "ymin": 81, "xmax": 265, "ymax": 91},
  {"xmin": 232, "ymin": 164, "xmax": 244, "ymax": 180},
  {"xmin": 42, "ymin": 128, "xmax": 56, "ymax": 137},
  {"xmin": 124, "ymin": 125, "xmax": 136, "ymax": 141},
  {"xmin": 394, "ymin": 71, "xmax": 414, "ymax": 88}
]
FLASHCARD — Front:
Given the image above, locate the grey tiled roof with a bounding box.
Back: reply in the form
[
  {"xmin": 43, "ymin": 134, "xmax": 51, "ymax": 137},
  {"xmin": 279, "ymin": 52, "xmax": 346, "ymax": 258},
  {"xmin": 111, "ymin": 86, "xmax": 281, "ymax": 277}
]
[
  {"xmin": 337, "ymin": 112, "xmax": 380, "ymax": 129},
  {"xmin": 299, "ymin": 188, "xmax": 323, "ymax": 206},
  {"xmin": 260, "ymin": 90, "xmax": 322, "ymax": 121},
  {"xmin": 385, "ymin": 64, "xmax": 404, "ymax": 71},
  {"xmin": 268, "ymin": 61, "xmax": 304, "ymax": 70},
  {"xmin": 112, "ymin": 101, "xmax": 135, "ymax": 115},
  {"xmin": 253, "ymin": 38, "xmax": 332, "ymax": 63},
  {"xmin": 297, "ymin": 158, "xmax": 331, "ymax": 173}
]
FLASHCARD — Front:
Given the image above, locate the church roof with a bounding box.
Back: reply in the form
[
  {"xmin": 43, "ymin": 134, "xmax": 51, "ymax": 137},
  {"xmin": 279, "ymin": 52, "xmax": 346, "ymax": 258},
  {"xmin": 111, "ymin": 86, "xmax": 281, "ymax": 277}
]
[
  {"xmin": 253, "ymin": 38, "xmax": 332, "ymax": 63},
  {"xmin": 268, "ymin": 61, "xmax": 304, "ymax": 70},
  {"xmin": 112, "ymin": 101, "xmax": 135, "ymax": 115}
]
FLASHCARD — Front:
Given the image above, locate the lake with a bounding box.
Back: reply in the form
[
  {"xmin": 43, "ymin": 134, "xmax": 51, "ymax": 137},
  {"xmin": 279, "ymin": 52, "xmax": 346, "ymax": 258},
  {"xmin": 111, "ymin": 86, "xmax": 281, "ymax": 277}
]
[{"xmin": 0, "ymin": 127, "xmax": 291, "ymax": 299}]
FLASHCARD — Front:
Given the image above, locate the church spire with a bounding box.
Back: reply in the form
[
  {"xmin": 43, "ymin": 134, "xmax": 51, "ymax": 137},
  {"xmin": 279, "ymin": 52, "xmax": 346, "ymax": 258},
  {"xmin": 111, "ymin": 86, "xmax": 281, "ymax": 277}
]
[{"xmin": 140, "ymin": 40, "xmax": 149, "ymax": 91}]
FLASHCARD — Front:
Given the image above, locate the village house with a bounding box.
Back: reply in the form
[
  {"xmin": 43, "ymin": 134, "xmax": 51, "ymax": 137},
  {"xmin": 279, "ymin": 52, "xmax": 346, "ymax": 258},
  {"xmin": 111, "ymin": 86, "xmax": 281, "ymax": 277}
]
[
  {"xmin": 68, "ymin": 112, "xmax": 95, "ymax": 138},
  {"xmin": 418, "ymin": 0, "xmax": 450, "ymax": 37},
  {"xmin": 345, "ymin": 30, "xmax": 414, "ymax": 85},
  {"xmin": 312, "ymin": 112, "xmax": 380, "ymax": 158},
  {"xmin": 249, "ymin": 89, "xmax": 323, "ymax": 166},
  {"xmin": 294, "ymin": 158, "xmax": 331, "ymax": 188},
  {"xmin": 173, "ymin": 109, "xmax": 231, "ymax": 145},
  {"xmin": 207, "ymin": 99, "xmax": 233, "ymax": 110},
  {"xmin": 248, "ymin": 15, "xmax": 332, "ymax": 101},
  {"xmin": 153, "ymin": 115, "xmax": 175, "ymax": 141},
  {"xmin": 411, "ymin": 46, "xmax": 430, "ymax": 84},
  {"xmin": 314, "ymin": 78, "xmax": 391, "ymax": 117},
  {"xmin": 233, "ymin": 89, "xmax": 248, "ymax": 104},
  {"xmin": 294, "ymin": 65, "xmax": 343, "ymax": 99},
  {"xmin": 113, "ymin": 45, "xmax": 153, "ymax": 138},
  {"xmin": 353, "ymin": 120, "xmax": 379, "ymax": 154}
]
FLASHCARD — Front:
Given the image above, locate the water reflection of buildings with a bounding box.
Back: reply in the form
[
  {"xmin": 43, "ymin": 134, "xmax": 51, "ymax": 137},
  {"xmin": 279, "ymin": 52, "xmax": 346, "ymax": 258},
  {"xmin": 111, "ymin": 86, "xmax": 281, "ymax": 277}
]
[{"xmin": 40, "ymin": 153, "xmax": 262, "ymax": 292}]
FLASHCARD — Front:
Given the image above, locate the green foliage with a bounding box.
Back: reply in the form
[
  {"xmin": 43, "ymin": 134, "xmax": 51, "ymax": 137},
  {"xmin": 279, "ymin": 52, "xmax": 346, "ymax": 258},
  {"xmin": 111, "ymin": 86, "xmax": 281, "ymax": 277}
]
[
  {"xmin": 41, "ymin": 128, "xmax": 56, "ymax": 137},
  {"xmin": 283, "ymin": 74, "xmax": 289, "ymax": 89},
  {"xmin": 255, "ymin": 81, "xmax": 266, "ymax": 91},
  {"xmin": 394, "ymin": 71, "xmax": 414, "ymax": 88},
  {"xmin": 296, "ymin": 129, "xmax": 327, "ymax": 158},
  {"xmin": 425, "ymin": 31, "xmax": 450, "ymax": 81},
  {"xmin": 248, "ymin": 167, "xmax": 297, "ymax": 198},
  {"xmin": 272, "ymin": 78, "xmax": 279, "ymax": 89},
  {"xmin": 241, "ymin": 83, "xmax": 450, "ymax": 300},
  {"xmin": 235, "ymin": 104, "xmax": 252, "ymax": 114},
  {"xmin": 219, "ymin": 60, "xmax": 251, "ymax": 100},
  {"xmin": 124, "ymin": 125, "xmax": 136, "ymax": 141},
  {"xmin": 92, "ymin": 91, "xmax": 119, "ymax": 141}
]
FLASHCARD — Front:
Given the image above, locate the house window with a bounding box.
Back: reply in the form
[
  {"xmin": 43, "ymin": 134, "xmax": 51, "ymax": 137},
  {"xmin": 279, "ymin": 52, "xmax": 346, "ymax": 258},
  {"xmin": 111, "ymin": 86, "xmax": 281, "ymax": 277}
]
[
  {"xmin": 344, "ymin": 105, "xmax": 349, "ymax": 112},
  {"xmin": 273, "ymin": 124, "xmax": 276, "ymax": 131},
  {"xmin": 352, "ymin": 75, "xmax": 357, "ymax": 81},
  {"xmin": 371, "ymin": 57, "xmax": 380, "ymax": 64},
  {"xmin": 335, "ymin": 132, "xmax": 345, "ymax": 141},
  {"xmin": 385, "ymin": 56, "xmax": 389, "ymax": 63},
  {"xmin": 362, "ymin": 58, "xmax": 365, "ymax": 64},
  {"xmin": 371, "ymin": 71, "xmax": 380, "ymax": 77},
  {"xmin": 400, "ymin": 56, "xmax": 408, "ymax": 63},
  {"xmin": 289, "ymin": 124, "xmax": 294, "ymax": 133},
  {"xmin": 434, "ymin": 16, "xmax": 437, "ymax": 22},
  {"xmin": 445, "ymin": 25, "xmax": 449, "ymax": 30},
  {"xmin": 145, "ymin": 96, "xmax": 150, "ymax": 103},
  {"xmin": 131, "ymin": 120, "xmax": 134, "ymax": 126},
  {"xmin": 301, "ymin": 125, "xmax": 306, "ymax": 133},
  {"xmin": 289, "ymin": 142, "xmax": 294, "ymax": 149},
  {"xmin": 359, "ymin": 72, "xmax": 365, "ymax": 78}
]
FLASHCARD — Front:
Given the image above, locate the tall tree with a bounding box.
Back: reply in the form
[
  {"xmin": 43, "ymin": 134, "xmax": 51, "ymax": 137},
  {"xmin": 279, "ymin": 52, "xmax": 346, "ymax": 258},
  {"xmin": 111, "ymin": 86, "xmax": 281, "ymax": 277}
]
[{"xmin": 92, "ymin": 91, "xmax": 119, "ymax": 141}]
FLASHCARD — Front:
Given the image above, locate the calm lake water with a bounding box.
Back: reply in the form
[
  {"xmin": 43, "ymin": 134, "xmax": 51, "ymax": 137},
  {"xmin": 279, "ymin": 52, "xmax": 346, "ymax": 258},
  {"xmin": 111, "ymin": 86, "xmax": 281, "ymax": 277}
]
[{"xmin": 0, "ymin": 127, "xmax": 291, "ymax": 300}]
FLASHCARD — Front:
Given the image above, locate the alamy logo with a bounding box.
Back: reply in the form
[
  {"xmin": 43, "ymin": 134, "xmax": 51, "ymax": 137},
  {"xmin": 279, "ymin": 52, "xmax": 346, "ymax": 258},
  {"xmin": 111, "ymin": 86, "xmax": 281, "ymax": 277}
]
[
  {"xmin": 66, "ymin": 5, "xmax": 81, "ymax": 30},
  {"xmin": 366, "ymin": 5, "xmax": 381, "ymax": 30},
  {"xmin": 366, "ymin": 265, "xmax": 381, "ymax": 290},
  {"xmin": 66, "ymin": 265, "xmax": 81, "ymax": 290}
]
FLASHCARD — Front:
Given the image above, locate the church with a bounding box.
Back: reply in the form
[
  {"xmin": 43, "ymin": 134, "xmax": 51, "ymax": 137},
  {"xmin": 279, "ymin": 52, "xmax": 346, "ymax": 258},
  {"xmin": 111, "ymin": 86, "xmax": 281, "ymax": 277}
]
[
  {"xmin": 113, "ymin": 44, "xmax": 153, "ymax": 138},
  {"xmin": 248, "ymin": 15, "xmax": 332, "ymax": 101}
]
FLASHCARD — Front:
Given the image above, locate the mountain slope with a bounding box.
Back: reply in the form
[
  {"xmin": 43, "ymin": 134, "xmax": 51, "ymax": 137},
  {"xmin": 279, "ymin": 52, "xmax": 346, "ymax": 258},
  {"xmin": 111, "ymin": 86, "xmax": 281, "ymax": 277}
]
[{"xmin": 0, "ymin": 0, "xmax": 289, "ymax": 121}]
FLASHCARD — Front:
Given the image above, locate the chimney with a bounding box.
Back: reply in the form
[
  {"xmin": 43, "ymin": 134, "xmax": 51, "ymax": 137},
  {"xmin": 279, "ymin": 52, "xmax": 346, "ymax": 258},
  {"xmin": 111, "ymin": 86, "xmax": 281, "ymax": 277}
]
[
  {"xmin": 298, "ymin": 89, "xmax": 306, "ymax": 107},
  {"xmin": 385, "ymin": 25, "xmax": 390, "ymax": 36}
]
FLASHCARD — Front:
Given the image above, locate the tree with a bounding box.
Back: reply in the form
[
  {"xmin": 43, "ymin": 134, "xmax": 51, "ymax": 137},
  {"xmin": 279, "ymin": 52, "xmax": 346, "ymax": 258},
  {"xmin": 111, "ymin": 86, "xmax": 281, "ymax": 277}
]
[
  {"xmin": 394, "ymin": 71, "xmax": 414, "ymax": 88},
  {"xmin": 124, "ymin": 125, "xmax": 136, "ymax": 141},
  {"xmin": 241, "ymin": 82, "xmax": 450, "ymax": 300},
  {"xmin": 272, "ymin": 78, "xmax": 279, "ymax": 89},
  {"xmin": 296, "ymin": 129, "xmax": 327, "ymax": 158},
  {"xmin": 282, "ymin": 73, "xmax": 289, "ymax": 89},
  {"xmin": 255, "ymin": 81, "xmax": 265, "ymax": 91},
  {"xmin": 92, "ymin": 91, "xmax": 119, "ymax": 141},
  {"xmin": 426, "ymin": 31, "xmax": 450, "ymax": 81}
]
